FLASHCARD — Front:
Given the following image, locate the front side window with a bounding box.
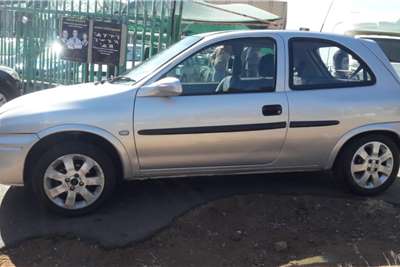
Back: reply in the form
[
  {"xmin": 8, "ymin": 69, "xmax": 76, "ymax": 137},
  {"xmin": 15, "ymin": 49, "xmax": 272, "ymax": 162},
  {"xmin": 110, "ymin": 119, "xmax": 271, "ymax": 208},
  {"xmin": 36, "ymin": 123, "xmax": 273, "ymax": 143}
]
[
  {"xmin": 290, "ymin": 38, "xmax": 375, "ymax": 90},
  {"xmin": 121, "ymin": 36, "xmax": 202, "ymax": 83},
  {"xmin": 165, "ymin": 38, "xmax": 276, "ymax": 95}
]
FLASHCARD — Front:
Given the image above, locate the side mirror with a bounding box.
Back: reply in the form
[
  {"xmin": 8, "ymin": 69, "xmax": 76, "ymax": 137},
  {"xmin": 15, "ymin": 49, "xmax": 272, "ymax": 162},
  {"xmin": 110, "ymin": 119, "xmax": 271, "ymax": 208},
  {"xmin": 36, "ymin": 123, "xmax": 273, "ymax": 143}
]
[{"xmin": 138, "ymin": 77, "xmax": 183, "ymax": 97}]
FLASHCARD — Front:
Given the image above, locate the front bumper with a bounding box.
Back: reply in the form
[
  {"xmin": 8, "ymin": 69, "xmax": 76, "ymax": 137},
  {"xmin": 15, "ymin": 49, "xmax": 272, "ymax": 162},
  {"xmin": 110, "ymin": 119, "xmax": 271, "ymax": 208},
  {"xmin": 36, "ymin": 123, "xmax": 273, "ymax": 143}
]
[{"xmin": 0, "ymin": 134, "xmax": 38, "ymax": 185}]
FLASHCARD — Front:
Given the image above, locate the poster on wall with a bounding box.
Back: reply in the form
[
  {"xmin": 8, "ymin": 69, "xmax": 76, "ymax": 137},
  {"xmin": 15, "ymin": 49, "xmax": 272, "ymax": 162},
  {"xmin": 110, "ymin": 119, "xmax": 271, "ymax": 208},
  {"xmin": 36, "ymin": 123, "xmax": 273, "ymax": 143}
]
[
  {"xmin": 91, "ymin": 21, "xmax": 123, "ymax": 65},
  {"xmin": 14, "ymin": 11, "xmax": 33, "ymax": 28},
  {"xmin": 59, "ymin": 17, "xmax": 89, "ymax": 62}
]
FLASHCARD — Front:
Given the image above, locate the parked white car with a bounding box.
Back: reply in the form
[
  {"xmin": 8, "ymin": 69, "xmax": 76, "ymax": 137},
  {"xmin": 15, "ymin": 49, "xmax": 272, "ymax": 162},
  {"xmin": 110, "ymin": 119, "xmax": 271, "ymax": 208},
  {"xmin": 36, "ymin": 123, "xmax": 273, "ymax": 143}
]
[{"xmin": 353, "ymin": 33, "xmax": 400, "ymax": 76}]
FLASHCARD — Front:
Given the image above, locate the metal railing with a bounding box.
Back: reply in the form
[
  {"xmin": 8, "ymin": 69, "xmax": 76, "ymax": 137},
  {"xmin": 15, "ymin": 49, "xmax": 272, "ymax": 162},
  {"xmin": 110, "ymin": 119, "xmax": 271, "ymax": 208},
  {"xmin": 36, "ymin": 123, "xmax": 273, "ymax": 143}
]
[{"xmin": 0, "ymin": 0, "xmax": 183, "ymax": 91}]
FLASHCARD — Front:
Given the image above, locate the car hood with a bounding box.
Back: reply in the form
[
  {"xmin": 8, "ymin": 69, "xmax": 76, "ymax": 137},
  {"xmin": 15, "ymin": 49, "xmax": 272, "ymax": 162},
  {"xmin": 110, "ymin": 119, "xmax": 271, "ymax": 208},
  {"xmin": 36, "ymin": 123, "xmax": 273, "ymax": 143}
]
[
  {"xmin": 1, "ymin": 82, "xmax": 131, "ymax": 113},
  {"xmin": 0, "ymin": 82, "xmax": 135, "ymax": 134}
]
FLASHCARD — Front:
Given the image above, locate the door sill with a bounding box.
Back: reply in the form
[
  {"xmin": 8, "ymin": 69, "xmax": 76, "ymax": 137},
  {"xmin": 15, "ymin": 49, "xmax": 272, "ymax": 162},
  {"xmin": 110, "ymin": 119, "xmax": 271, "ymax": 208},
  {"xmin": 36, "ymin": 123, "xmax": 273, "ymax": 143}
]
[{"xmin": 129, "ymin": 164, "xmax": 321, "ymax": 180}]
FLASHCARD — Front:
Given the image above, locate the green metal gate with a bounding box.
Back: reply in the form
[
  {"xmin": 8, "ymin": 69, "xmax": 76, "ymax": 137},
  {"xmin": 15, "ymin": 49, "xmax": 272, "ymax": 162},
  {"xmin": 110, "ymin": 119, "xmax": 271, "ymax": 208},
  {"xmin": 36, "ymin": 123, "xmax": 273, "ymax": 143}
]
[{"xmin": 0, "ymin": 0, "xmax": 183, "ymax": 92}]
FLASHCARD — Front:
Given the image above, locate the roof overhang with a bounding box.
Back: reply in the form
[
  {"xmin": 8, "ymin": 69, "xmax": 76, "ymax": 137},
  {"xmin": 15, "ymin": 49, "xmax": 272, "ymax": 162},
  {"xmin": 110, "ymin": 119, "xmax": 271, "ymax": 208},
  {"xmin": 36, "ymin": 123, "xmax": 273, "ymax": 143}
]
[{"xmin": 182, "ymin": 0, "xmax": 280, "ymax": 26}]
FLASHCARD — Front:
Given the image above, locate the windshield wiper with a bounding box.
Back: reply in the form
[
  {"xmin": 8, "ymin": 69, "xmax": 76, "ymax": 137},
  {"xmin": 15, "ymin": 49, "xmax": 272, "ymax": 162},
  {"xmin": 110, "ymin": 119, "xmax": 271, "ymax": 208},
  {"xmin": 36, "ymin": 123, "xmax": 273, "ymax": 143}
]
[{"xmin": 108, "ymin": 76, "xmax": 136, "ymax": 84}]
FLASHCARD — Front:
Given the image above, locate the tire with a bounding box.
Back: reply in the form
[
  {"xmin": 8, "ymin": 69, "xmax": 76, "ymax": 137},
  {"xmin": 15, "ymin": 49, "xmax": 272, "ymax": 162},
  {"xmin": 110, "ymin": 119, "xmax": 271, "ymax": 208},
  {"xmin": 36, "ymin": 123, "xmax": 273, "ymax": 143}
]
[
  {"xmin": 0, "ymin": 86, "xmax": 17, "ymax": 106},
  {"xmin": 29, "ymin": 141, "xmax": 117, "ymax": 216},
  {"xmin": 0, "ymin": 74, "xmax": 21, "ymax": 105},
  {"xmin": 335, "ymin": 134, "xmax": 399, "ymax": 196}
]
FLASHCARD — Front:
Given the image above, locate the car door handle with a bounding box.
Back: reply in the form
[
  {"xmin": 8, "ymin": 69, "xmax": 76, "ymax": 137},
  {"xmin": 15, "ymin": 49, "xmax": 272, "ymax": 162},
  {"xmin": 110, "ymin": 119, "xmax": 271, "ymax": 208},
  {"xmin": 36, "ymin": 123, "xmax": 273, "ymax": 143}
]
[{"xmin": 262, "ymin": 105, "xmax": 282, "ymax": 116}]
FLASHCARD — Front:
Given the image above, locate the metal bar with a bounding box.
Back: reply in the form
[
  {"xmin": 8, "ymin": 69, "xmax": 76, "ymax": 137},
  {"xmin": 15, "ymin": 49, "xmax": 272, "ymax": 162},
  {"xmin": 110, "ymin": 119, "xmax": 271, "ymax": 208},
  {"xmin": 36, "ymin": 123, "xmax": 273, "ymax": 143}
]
[
  {"xmin": 0, "ymin": 0, "xmax": 182, "ymax": 90},
  {"xmin": 141, "ymin": 0, "xmax": 147, "ymax": 61},
  {"xmin": 132, "ymin": 0, "xmax": 138, "ymax": 67},
  {"xmin": 158, "ymin": 0, "xmax": 166, "ymax": 52},
  {"xmin": 149, "ymin": 0, "xmax": 156, "ymax": 57},
  {"xmin": 174, "ymin": 0, "xmax": 183, "ymax": 43}
]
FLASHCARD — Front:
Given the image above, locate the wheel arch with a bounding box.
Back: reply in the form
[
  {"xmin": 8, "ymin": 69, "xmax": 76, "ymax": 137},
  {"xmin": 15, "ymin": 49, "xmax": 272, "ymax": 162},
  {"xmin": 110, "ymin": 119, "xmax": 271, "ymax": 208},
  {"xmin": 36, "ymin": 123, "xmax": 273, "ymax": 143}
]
[
  {"xmin": 327, "ymin": 123, "xmax": 400, "ymax": 170},
  {"xmin": 24, "ymin": 125, "xmax": 135, "ymax": 184}
]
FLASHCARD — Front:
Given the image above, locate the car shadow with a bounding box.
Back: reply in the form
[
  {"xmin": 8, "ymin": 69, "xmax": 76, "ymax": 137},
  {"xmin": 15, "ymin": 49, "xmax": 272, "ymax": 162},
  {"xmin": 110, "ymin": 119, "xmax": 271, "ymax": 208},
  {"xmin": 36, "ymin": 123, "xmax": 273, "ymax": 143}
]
[{"xmin": 0, "ymin": 172, "xmax": 376, "ymax": 248}]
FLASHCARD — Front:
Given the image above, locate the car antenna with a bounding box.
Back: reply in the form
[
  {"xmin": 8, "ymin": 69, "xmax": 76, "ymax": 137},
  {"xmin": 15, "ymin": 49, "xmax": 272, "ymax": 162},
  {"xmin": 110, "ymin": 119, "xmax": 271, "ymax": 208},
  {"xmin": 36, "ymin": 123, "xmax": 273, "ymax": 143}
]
[{"xmin": 320, "ymin": 0, "xmax": 335, "ymax": 32}]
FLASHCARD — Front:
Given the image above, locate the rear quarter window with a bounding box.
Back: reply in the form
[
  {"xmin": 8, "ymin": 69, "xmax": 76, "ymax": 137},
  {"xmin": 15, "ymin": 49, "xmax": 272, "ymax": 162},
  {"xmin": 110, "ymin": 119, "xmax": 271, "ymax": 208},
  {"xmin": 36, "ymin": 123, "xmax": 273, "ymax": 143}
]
[{"xmin": 289, "ymin": 38, "xmax": 376, "ymax": 90}]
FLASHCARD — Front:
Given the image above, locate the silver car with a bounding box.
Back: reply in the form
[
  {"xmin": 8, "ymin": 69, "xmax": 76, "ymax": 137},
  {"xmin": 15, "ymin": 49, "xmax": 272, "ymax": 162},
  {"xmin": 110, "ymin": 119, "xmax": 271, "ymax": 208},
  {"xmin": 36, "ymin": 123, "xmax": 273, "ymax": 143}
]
[{"xmin": 0, "ymin": 30, "xmax": 399, "ymax": 215}]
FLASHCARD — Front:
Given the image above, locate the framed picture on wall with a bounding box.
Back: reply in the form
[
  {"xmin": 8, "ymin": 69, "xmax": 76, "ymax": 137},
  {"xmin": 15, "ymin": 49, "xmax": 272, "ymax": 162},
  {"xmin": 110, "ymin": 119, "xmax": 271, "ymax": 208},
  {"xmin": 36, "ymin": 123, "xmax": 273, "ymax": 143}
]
[
  {"xmin": 59, "ymin": 17, "xmax": 89, "ymax": 62},
  {"xmin": 91, "ymin": 20, "xmax": 126, "ymax": 65}
]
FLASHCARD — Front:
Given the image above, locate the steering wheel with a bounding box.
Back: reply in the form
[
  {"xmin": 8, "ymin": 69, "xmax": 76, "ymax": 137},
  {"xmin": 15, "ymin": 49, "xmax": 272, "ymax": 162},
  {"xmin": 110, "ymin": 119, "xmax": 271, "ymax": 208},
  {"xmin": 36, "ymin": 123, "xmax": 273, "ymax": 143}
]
[{"xmin": 348, "ymin": 65, "xmax": 363, "ymax": 80}]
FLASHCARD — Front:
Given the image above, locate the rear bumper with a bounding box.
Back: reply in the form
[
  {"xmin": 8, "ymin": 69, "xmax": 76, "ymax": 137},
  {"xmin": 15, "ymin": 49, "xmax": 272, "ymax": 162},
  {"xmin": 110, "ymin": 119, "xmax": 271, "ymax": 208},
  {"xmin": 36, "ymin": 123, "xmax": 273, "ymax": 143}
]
[{"xmin": 0, "ymin": 134, "xmax": 38, "ymax": 185}]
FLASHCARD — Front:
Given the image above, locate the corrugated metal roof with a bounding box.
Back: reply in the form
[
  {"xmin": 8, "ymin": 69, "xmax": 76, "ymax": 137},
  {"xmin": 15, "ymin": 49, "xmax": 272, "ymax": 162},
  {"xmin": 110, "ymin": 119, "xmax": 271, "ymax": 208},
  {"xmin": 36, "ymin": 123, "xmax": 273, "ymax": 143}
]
[{"xmin": 182, "ymin": 0, "xmax": 280, "ymax": 24}]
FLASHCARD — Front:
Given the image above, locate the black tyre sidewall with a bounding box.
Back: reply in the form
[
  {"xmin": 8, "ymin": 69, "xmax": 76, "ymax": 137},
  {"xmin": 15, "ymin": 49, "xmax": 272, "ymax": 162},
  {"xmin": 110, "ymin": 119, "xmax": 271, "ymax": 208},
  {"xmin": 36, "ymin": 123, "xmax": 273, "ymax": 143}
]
[
  {"xmin": 0, "ymin": 80, "xmax": 20, "ymax": 101},
  {"xmin": 340, "ymin": 135, "xmax": 399, "ymax": 196},
  {"xmin": 30, "ymin": 141, "xmax": 116, "ymax": 216},
  {"xmin": 0, "ymin": 87, "xmax": 13, "ymax": 102}
]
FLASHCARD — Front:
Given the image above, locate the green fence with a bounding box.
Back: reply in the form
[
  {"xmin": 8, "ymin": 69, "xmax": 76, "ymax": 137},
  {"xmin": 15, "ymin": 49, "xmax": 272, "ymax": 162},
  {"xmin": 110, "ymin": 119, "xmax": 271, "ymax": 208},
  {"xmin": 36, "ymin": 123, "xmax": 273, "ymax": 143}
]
[{"xmin": 0, "ymin": 0, "xmax": 183, "ymax": 92}]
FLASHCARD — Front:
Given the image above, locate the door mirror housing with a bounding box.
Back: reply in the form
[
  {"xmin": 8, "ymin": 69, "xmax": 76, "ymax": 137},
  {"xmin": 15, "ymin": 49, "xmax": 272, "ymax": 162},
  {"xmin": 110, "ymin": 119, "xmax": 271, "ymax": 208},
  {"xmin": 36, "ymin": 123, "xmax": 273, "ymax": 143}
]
[{"xmin": 138, "ymin": 77, "xmax": 183, "ymax": 97}]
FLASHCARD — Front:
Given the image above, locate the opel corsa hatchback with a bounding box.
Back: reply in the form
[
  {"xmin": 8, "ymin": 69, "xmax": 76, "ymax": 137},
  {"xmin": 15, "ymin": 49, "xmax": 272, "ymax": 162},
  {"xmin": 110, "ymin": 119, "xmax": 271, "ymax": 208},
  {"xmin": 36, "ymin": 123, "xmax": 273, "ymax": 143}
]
[{"xmin": 0, "ymin": 31, "xmax": 399, "ymax": 216}]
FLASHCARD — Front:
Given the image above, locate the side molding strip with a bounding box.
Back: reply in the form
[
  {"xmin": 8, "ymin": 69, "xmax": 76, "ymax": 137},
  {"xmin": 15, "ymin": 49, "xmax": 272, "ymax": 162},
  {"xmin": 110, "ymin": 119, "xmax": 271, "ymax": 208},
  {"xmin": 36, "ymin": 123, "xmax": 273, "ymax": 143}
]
[
  {"xmin": 138, "ymin": 122, "xmax": 287, "ymax": 135},
  {"xmin": 290, "ymin": 120, "xmax": 340, "ymax": 128}
]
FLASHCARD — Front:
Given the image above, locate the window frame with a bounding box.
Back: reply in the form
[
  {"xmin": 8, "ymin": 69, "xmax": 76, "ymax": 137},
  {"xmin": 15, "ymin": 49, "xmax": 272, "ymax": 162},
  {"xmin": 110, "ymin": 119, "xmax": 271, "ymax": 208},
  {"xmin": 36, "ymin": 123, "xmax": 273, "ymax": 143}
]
[
  {"xmin": 163, "ymin": 37, "xmax": 278, "ymax": 96},
  {"xmin": 288, "ymin": 37, "xmax": 377, "ymax": 91}
]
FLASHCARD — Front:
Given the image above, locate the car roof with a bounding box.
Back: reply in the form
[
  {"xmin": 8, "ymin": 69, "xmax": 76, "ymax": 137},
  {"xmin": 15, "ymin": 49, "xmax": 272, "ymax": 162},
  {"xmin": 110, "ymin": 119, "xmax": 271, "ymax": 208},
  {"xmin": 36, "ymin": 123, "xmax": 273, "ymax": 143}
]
[
  {"xmin": 195, "ymin": 30, "xmax": 359, "ymax": 43},
  {"xmin": 356, "ymin": 34, "xmax": 400, "ymax": 41}
]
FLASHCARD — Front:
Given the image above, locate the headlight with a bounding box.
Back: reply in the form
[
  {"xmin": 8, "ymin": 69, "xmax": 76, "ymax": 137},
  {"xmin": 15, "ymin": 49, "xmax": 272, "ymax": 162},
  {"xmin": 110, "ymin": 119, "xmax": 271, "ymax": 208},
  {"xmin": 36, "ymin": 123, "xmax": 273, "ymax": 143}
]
[{"xmin": 0, "ymin": 66, "xmax": 20, "ymax": 81}]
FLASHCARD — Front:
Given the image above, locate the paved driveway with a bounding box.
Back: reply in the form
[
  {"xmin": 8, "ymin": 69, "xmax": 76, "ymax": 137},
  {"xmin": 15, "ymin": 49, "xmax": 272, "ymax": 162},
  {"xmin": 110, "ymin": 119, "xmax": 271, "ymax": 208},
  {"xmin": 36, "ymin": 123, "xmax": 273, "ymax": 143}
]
[{"xmin": 0, "ymin": 172, "xmax": 399, "ymax": 249}]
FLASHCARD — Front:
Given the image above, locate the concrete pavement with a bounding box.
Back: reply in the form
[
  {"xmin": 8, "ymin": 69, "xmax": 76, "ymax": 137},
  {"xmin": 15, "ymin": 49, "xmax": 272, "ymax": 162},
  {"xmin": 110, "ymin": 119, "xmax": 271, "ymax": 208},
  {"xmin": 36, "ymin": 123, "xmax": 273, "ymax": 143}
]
[{"xmin": 0, "ymin": 172, "xmax": 399, "ymax": 249}]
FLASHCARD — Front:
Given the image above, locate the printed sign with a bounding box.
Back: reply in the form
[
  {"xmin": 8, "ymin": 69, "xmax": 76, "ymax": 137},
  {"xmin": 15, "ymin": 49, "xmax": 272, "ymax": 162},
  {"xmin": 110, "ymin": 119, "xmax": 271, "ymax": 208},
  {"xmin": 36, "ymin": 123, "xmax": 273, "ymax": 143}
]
[
  {"xmin": 15, "ymin": 11, "xmax": 33, "ymax": 27},
  {"xmin": 91, "ymin": 21, "xmax": 122, "ymax": 65},
  {"xmin": 59, "ymin": 17, "xmax": 89, "ymax": 62}
]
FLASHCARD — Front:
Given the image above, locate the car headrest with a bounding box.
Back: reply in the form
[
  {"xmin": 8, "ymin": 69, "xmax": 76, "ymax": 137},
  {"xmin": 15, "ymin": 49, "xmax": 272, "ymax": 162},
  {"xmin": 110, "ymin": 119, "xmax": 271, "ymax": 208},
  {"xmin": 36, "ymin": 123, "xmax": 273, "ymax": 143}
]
[{"xmin": 258, "ymin": 54, "xmax": 275, "ymax": 77}]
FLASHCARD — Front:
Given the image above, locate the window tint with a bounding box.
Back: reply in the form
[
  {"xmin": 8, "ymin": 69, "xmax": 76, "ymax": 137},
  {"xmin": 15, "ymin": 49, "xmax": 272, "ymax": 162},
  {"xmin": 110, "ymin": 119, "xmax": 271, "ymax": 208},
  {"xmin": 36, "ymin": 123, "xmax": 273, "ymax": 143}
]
[
  {"xmin": 123, "ymin": 36, "xmax": 201, "ymax": 82},
  {"xmin": 165, "ymin": 38, "xmax": 276, "ymax": 95},
  {"xmin": 365, "ymin": 38, "xmax": 400, "ymax": 77},
  {"xmin": 290, "ymin": 38, "xmax": 375, "ymax": 90},
  {"xmin": 366, "ymin": 38, "xmax": 400, "ymax": 63}
]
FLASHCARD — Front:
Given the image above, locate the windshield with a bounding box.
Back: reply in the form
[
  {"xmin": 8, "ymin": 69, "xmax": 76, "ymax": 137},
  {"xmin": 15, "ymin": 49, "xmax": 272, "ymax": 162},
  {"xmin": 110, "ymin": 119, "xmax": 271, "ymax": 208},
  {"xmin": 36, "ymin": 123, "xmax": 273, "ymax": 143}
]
[
  {"xmin": 367, "ymin": 38, "xmax": 400, "ymax": 63},
  {"xmin": 324, "ymin": 0, "xmax": 400, "ymax": 34},
  {"xmin": 365, "ymin": 37, "xmax": 400, "ymax": 76},
  {"xmin": 391, "ymin": 62, "xmax": 400, "ymax": 77},
  {"xmin": 122, "ymin": 36, "xmax": 202, "ymax": 83}
]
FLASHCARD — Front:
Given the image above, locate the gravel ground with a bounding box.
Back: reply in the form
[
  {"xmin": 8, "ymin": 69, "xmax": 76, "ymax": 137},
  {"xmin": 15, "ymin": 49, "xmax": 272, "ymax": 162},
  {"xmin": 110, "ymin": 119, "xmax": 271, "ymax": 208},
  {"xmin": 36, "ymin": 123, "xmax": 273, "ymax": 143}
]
[{"xmin": 1, "ymin": 194, "xmax": 400, "ymax": 267}]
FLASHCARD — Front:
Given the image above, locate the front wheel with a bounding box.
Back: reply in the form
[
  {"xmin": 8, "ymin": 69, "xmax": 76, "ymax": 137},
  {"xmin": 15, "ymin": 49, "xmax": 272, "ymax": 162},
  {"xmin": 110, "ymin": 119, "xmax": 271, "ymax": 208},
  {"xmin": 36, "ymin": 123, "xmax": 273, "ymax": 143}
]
[
  {"xmin": 335, "ymin": 135, "xmax": 399, "ymax": 195},
  {"xmin": 30, "ymin": 142, "xmax": 116, "ymax": 216}
]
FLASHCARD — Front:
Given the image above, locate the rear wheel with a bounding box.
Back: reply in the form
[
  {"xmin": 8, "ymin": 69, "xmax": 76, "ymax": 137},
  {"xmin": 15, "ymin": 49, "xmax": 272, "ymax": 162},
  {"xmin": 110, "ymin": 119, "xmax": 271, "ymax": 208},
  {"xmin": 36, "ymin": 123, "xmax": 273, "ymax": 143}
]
[
  {"xmin": 335, "ymin": 134, "xmax": 399, "ymax": 195},
  {"xmin": 30, "ymin": 142, "xmax": 116, "ymax": 216}
]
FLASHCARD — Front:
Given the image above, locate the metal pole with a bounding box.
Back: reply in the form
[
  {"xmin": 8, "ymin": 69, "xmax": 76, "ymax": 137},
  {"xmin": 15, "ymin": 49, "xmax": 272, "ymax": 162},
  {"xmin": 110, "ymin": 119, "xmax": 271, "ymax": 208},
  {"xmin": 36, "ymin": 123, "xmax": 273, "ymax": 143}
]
[{"xmin": 320, "ymin": 0, "xmax": 335, "ymax": 32}]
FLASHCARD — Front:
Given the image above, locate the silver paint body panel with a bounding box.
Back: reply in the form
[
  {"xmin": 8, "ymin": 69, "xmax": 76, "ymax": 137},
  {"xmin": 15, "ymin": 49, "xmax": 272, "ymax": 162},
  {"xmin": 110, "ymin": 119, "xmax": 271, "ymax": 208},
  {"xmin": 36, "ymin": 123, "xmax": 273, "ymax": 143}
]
[
  {"xmin": 134, "ymin": 92, "xmax": 288, "ymax": 169},
  {"xmin": 0, "ymin": 30, "xmax": 399, "ymax": 185}
]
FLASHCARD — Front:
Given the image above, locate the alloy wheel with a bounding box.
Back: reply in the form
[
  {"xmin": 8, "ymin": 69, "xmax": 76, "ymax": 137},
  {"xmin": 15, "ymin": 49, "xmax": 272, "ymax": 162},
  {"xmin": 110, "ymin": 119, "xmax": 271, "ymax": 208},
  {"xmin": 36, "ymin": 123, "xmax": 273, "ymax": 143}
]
[
  {"xmin": 350, "ymin": 141, "xmax": 394, "ymax": 189},
  {"xmin": 43, "ymin": 154, "xmax": 105, "ymax": 210}
]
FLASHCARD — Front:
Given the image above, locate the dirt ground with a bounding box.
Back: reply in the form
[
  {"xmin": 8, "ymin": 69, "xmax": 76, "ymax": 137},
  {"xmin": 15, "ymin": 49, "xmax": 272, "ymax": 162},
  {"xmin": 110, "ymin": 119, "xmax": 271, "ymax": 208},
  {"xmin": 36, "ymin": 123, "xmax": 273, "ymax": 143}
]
[{"xmin": 1, "ymin": 194, "xmax": 400, "ymax": 267}]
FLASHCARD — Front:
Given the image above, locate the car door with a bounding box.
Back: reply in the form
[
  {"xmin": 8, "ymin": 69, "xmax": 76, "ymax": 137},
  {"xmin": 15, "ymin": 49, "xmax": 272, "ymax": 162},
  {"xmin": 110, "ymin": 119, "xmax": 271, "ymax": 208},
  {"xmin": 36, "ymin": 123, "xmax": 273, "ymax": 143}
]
[
  {"xmin": 280, "ymin": 36, "xmax": 382, "ymax": 168},
  {"xmin": 134, "ymin": 36, "xmax": 288, "ymax": 170}
]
